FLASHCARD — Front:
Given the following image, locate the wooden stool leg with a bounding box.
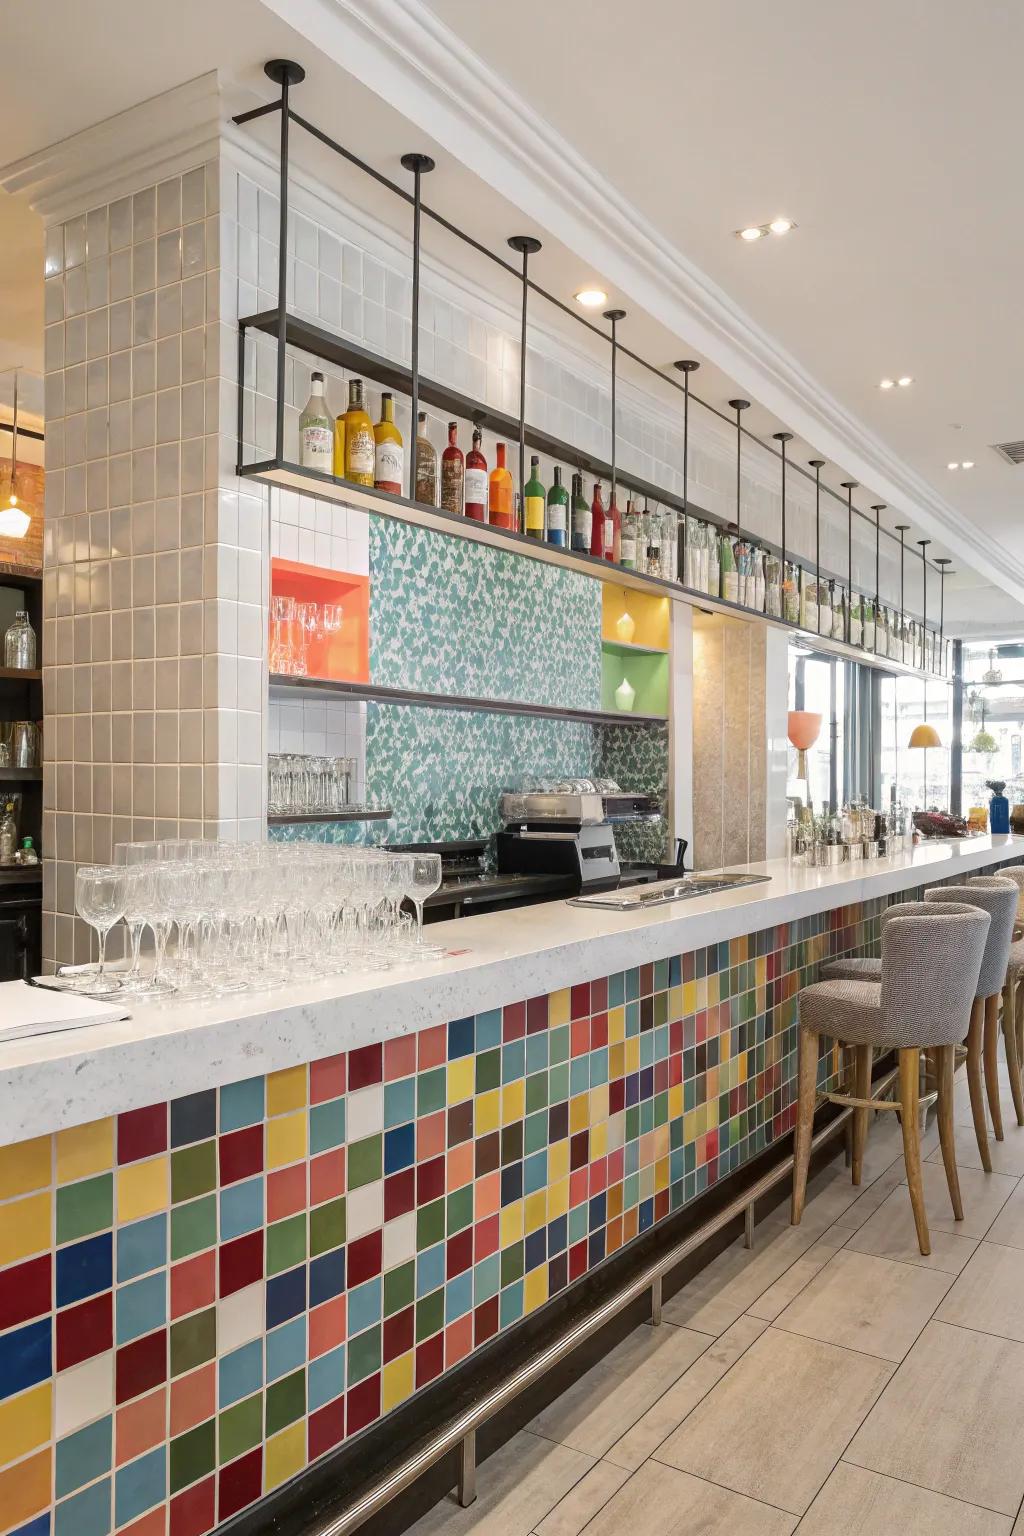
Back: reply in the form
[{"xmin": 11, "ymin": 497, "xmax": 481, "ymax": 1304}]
[
  {"xmin": 966, "ymin": 997, "xmax": 992, "ymax": 1173},
  {"xmin": 791, "ymin": 1026, "xmax": 818, "ymax": 1225},
  {"xmin": 852, "ymin": 1043, "xmax": 872, "ymax": 1186},
  {"xmin": 984, "ymin": 993, "xmax": 1004, "ymax": 1142},
  {"xmin": 1003, "ymin": 977, "xmax": 1024, "ymax": 1128},
  {"xmin": 935, "ymin": 1043, "xmax": 963, "ymax": 1221},
  {"xmin": 899, "ymin": 1047, "xmax": 930, "ymax": 1256}
]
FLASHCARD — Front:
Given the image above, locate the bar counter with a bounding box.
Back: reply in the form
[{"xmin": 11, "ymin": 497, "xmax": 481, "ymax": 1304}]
[{"xmin": 0, "ymin": 835, "xmax": 1020, "ymax": 1536}]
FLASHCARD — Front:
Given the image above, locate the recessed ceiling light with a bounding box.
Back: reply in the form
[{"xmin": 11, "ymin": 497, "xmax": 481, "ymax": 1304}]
[
  {"xmin": 769, "ymin": 217, "xmax": 794, "ymax": 235},
  {"xmin": 574, "ymin": 288, "xmax": 608, "ymax": 309},
  {"xmin": 739, "ymin": 227, "xmax": 764, "ymax": 241},
  {"xmin": 879, "ymin": 379, "xmax": 895, "ymax": 390},
  {"xmin": 947, "ymin": 462, "xmax": 959, "ymax": 470},
  {"xmin": 962, "ymin": 460, "xmax": 974, "ymax": 469},
  {"xmin": 897, "ymin": 376, "xmax": 913, "ymax": 387}
]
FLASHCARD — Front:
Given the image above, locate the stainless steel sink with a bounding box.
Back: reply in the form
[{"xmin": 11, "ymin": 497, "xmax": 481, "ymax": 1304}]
[{"xmin": 569, "ymin": 872, "xmax": 772, "ymax": 911}]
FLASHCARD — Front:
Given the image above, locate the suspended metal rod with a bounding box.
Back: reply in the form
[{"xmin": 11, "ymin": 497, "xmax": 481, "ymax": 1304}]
[
  {"xmin": 507, "ymin": 237, "xmax": 543, "ymax": 521},
  {"xmin": 402, "ymin": 153, "xmax": 435, "ymax": 500},
  {"xmin": 728, "ymin": 399, "xmax": 749, "ymax": 536},
  {"xmin": 936, "ymin": 558, "xmax": 953, "ymax": 676},
  {"xmin": 264, "ymin": 59, "xmax": 306, "ymax": 462},
  {"xmin": 809, "ymin": 459, "xmax": 825, "ymax": 635},
  {"xmin": 605, "ymin": 309, "xmax": 627, "ymax": 500},
  {"xmin": 841, "ymin": 482, "xmax": 858, "ymax": 645},
  {"xmin": 773, "ymin": 432, "xmax": 792, "ymax": 572}
]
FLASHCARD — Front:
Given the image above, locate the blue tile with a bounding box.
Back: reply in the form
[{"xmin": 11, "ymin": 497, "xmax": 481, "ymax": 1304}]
[
  {"xmin": 115, "ymin": 1272, "xmax": 166, "ymax": 1346},
  {"xmin": 499, "ymin": 1280, "xmax": 523, "ymax": 1330},
  {"xmin": 220, "ymin": 1177, "xmax": 263, "ymax": 1241},
  {"xmin": 383, "ymin": 1123, "xmax": 414, "ymax": 1175},
  {"xmin": 56, "ymin": 1233, "xmax": 112, "ymax": 1309},
  {"xmin": 219, "ymin": 1340, "xmax": 263, "ymax": 1408},
  {"xmin": 475, "ymin": 1010, "xmax": 502, "ymax": 1051},
  {"xmin": 524, "ymin": 1150, "xmax": 547, "ymax": 1196},
  {"xmin": 114, "ymin": 1447, "xmax": 165, "ymax": 1528},
  {"xmin": 12, "ymin": 1516, "xmax": 50, "ymax": 1536},
  {"xmin": 266, "ymin": 1265, "xmax": 306, "ymax": 1330},
  {"xmin": 416, "ymin": 1243, "xmax": 444, "ymax": 1298},
  {"xmin": 525, "ymin": 1035, "xmax": 548, "ymax": 1075},
  {"xmin": 54, "ymin": 1479, "xmax": 110, "ymax": 1536},
  {"xmin": 55, "ymin": 1417, "xmax": 113, "ymax": 1499},
  {"xmin": 347, "ymin": 1278, "xmax": 380, "ymax": 1336},
  {"xmin": 444, "ymin": 1272, "xmax": 472, "ymax": 1323},
  {"xmin": 501, "ymin": 1041, "xmax": 525, "ymax": 1083},
  {"xmin": 588, "ymin": 1193, "xmax": 606, "ymax": 1233},
  {"xmin": 547, "ymin": 1214, "xmax": 568, "ymax": 1255},
  {"xmin": 383, "ymin": 1079, "xmax": 415, "ymax": 1129},
  {"xmin": 524, "ymin": 1228, "xmax": 546, "ymax": 1273},
  {"xmin": 170, "ymin": 1089, "xmax": 216, "ymax": 1148},
  {"xmin": 219, "ymin": 1076, "xmax": 265, "ymax": 1133},
  {"xmin": 447, "ymin": 1016, "xmax": 474, "ymax": 1059},
  {"xmin": 308, "ymin": 1248, "xmax": 345, "ymax": 1307},
  {"xmin": 308, "ymin": 1345, "xmax": 345, "ymax": 1412},
  {"xmin": 266, "ymin": 1317, "xmax": 306, "ymax": 1383},
  {"xmin": 116, "ymin": 1215, "xmax": 166, "ymax": 1283},
  {"xmin": 473, "ymin": 1254, "xmax": 499, "ymax": 1304},
  {"xmin": 0, "ymin": 1317, "xmax": 51, "ymax": 1400}
]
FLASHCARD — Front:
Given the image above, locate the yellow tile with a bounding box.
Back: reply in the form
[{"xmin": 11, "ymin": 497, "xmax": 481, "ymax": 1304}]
[
  {"xmin": 524, "ymin": 1265, "xmax": 548, "ymax": 1314},
  {"xmin": 682, "ymin": 981, "xmax": 697, "ymax": 1016},
  {"xmin": 474, "ymin": 1089, "xmax": 500, "ymax": 1136},
  {"xmin": 607, "ymin": 1006, "xmax": 626, "ymax": 1043},
  {"xmin": 0, "ymin": 1383, "xmax": 51, "ymax": 1465},
  {"xmin": 655, "ymin": 1157, "xmax": 670, "ymax": 1193},
  {"xmin": 267, "ymin": 1111, "xmax": 307, "ymax": 1170},
  {"xmin": 589, "ymin": 1085, "xmax": 609, "ymax": 1124},
  {"xmin": 0, "ymin": 1446, "xmax": 50, "ymax": 1530},
  {"xmin": 668, "ymin": 985, "xmax": 684, "ymax": 1021},
  {"xmin": 738, "ymin": 1054, "xmax": 748, "ymax": 1084},
  {"xmin": 654, "ymin": 1125, "xmax": 669, "ymax": 1160},
  {"xmin": 382, "ymin": 1352, "xmax": 415, "ymax": 1412},
  {"xmin": 609, "ymin": 1043, "xmax": 625, "ymax": 1080},
  {"xmin": 668, "ymin": 1084, "xmax": 683, "ymax": 1120},
  {"xmin": 524, "ymin": 1190, "xmax": 546, "ymax": 1234},
  {"xmin": 569, "ymin": 1094, "xmax": 589, "ymax": 1135},
  {"xmin": 265, "ymin": 1421, "xmax": 306, "ymax": 1491},
  {"xmin": 707, "ymin": 974, "xmax": 720, "ymax": 1005},
  {"xmin": 707, "ymin": 1098, "xmax": 719, "ymax": 1129},
  {"xmin": 447, "ymin": 1057, "xmax": 474, "ymax": 1105},
  {"xmin": 590, "ymin": 1121, "xmax": 607, "ymax": 1160},
  {"xmin": 625, "ymin": 1038, "xmax": 640, "ymax": 1074},
  {"xmin": 267, "ymin": 1065, "xmax": 307, "ymax": 1117},
  {"xmin": 606, "ymin": 1113, "xmax": 625, "ymax": 1153},
  {"xmin": 548, "ymin": 1141, "xmax": 569, "ymax": 1181},
  {"xmin": 548, "ymin": 989, "xmax": 570, "ymax": 1028},
  {"xmin": 548, "ymin": 1177, "xmax": 568, "ymax": 1219},
  {"xmin": 499, "ymin": 1201, "xmax": 523, "ymax": 1247},
  {"xmin": 756, "ymin": 957, "xmax": 766, "ymax": 986},
  {"xmin": 683, "ymin": 1111, "xmax": 697, "ymax": 1145},
  {"xmin": 57, "ymin": 1119, "xmax": 113, "ymax": 1185},
  {"xmin": 501, "ymin": 1080, "xmax": 524, "ymax": 1127},
  {"xmin": 695, "ymin": 978, "xmax": 707, "ymax": 1010},
  {"xmin": 0, "ymin": 1192, "xmax": 51, "ymax": 1266},
  {"xmin": 0, "ymin": 1137, "xmax": 50, "ymax": 1200},
  {"xmin": 117, "ymin": 1156, "xmax": 168, "ymax": 1223}
]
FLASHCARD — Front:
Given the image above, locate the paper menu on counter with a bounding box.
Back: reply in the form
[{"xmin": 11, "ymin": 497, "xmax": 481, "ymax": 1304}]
[{"xmin": 0, "ymin": 980, "xmax": 132, "ymax": 1042}]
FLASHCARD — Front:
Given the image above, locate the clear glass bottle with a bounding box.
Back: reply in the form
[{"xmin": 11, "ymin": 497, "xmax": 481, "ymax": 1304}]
[
  {"xmin": 620, "ymin": 501, "xmax": 640, "ymax": 570},
  {"xmin": 4, "ymin": 611, "xmax": 36, "ymax": 670},
  {"xmin": 299, "ymin": 371, "xmax": 334, "ymax": 473},
  {"xmin": 414, "ymin": 413, "xmax": 437, "ymax": 506},
  {"xmin": 0, "ymin": 801, "xmax": 16, "ymax": 865}
]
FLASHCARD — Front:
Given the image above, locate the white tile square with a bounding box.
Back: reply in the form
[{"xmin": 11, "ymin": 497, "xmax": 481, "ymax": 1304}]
[
  {"xmin": 346, "ymin": 1180, "xmax": 384, "ymax": 1241},
  {"xmin": 219, "ymin": 1282, "xmax": 264, "ymax": 1352},
  {"xmin": 383, "ymin": 1211, "xmax": 417, "ymax": 1270},
  {"xmin": 55, "ymin": 1352, "xmax": 114, "ymax": 1437},
  {"xmin": 347, "ymin": 1084, "xmax": 383, "ymax": 1140}
]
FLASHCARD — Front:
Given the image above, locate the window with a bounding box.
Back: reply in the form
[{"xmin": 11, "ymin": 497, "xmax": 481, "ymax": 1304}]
[{"xmin": 961, "ymin": 641, "xmax": 1024, "ymax": 815}]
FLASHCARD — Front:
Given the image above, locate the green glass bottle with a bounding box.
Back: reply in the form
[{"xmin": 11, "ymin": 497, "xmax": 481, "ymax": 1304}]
[
  {"xmin": 546, "ymin": 466, "xmax": 568, "ymax": 547},
  {"xmin": 524, "ymin": 455, "xmax": 546, "ymax": 540}
]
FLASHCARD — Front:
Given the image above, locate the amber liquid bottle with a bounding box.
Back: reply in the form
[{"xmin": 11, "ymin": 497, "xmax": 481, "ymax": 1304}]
[
  {"xmin": 464, "ymin": 429, "xmax": 487, "ymax": 522},
  {"xmin": 373, "ymin": 392, "xmax": 404, "ymax": 495},
  {"xmin": 440, "ymin": 421, "xmax": 465, "ymax": 516},
  {"xmin": 343, "ymin": 379, "xmax": 374, "ymax": 487},
  {"xmin": 488, "ymin": 442, "xmax": 514, "ymax": 528},
  {"xmin": 590, "ymin": 481, "xmax": 606, "ymax": 558}
]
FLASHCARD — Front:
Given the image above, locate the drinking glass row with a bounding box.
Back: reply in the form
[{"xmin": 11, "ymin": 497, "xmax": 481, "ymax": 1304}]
[
  {"xmin": 268, "ymin": 753, "xmax": 359, "ymax": 816},
  {"xmin": 69, "ymin": 841, "xmax": 444, "ymax": 999},
  {"xmin": 270, "ymin": 594, "xmax": 343, "ymax": 676}
]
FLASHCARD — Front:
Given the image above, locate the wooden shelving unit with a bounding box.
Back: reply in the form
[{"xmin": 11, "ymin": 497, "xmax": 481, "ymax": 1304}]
[{"xmin": 0, "ymin": 565, "xmax": 42, "ymax": 978}]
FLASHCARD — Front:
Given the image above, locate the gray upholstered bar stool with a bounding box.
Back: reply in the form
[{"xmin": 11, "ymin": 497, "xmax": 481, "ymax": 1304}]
[
  {"xmin": 924, "ymin": 877, "xmax": 1018, "ymax": 1170},
  {"xmin": 997, "ymin": 866, "xmax": 1024, "ymax": 1128},
  {"xmin": 792, "ymin": 901, "xmax": 990, "ymax": 1255}
]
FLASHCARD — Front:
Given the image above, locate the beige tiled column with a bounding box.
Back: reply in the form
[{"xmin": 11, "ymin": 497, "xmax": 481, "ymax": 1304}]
[{"xmin": 7, "ymin": 79, "xmax": 269, "ymax": 967}]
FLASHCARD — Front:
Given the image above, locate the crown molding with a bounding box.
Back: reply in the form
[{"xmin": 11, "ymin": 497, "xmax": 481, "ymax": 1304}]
[{"xmin": 254, "ymin": 0, "xmax": 1023, "ymax": 605}]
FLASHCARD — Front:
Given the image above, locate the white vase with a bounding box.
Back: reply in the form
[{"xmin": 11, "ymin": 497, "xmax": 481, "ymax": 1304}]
[
  {"xmin": 615, "ymin": 611, "xmax": 636, "ymax": 644},
  {"xmin": 615, "ymin": 676, "xmax": 636, "ymax": 713}
]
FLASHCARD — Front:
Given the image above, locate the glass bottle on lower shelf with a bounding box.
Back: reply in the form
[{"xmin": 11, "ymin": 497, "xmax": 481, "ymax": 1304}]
[{"xmin": 4, "ymin": 610, "xmax": 36, "ymax": 669}]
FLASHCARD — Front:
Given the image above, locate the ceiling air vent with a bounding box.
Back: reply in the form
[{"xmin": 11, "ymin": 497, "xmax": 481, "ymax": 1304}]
[{"xmin": 991, "ymin": 440, "xmax": 1024, "ymax": 466}]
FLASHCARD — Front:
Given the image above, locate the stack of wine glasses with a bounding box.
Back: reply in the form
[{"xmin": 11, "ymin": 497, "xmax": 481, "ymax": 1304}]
[
  {"xmin": 65, "ymin": 842, "xmax": 444, "ymax": 1000},
  {"xmin": 269, "ymin": 595, "xmax": 344, "ymax": 677}
]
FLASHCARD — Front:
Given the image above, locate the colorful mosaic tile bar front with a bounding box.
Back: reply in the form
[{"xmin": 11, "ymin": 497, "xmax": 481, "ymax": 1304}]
[{"xmin": 0, "ymin": 899, "xmax": 883, "ymax": 1536}]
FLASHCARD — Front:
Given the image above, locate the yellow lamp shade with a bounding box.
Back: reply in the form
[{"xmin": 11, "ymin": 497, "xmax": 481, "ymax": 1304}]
[{"xmin": 908, "ymin": 723, "xmax": 942, "ymax": 749}]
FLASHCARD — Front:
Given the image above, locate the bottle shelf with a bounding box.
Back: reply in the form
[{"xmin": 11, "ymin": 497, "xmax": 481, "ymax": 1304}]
[
  {"xmin": 0, "ymin": 866, "xmax": 41, "ymax": 886},
  {"xmin": 600, "ymin": 639, "xmax": 668, "ymax": 659},
  {"xmin": 268, "ymin": 674, "xmax": 668, "ymax": 727},
  {"xmin": 0, "ymin": 767, "xmax": 41, "ymax": 781},
  {"xmin": 267, "ymin": 808, "xmax": 393, "ymax": 826},
  {"xmin": 0, "ymin": 668, "xmax": 41, "ymax": 683}
]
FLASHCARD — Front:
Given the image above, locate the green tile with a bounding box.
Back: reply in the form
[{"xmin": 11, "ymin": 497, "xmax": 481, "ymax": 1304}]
[
  {"xmin": 219, "ymin": 1394, "xmax": 263, "ymax": 1465},
  {"xmin": 171, "ymin": 1194, "xmax": 216, "ymax": 1261},
  {"xmin": 56, "ymin": 1174, "xmax": 112, "ymax": 1244},
  {"xmin": 171, "ymin": 1141, "xmax": 216, "ymax": 1204},
  {"xmin": 309, "ymin": 1100, "xmax": 345, "ymax": 1155},
  {"xmin": 265, "ymin": 1368, "xmax": 306, "ymax": 1436},
  {"xmin": 549, "ymin": 1064, "xmax": 569, "ymax": 1104},
  {"xmin": 348, "ymin": 1135, "xmax": 382, "ymax": 1189},
  {"xmin": 500, "ymin": 1241, "xmax": 524, "ymax": 1287},
  {"xmin": 347, "ymin": 1326, "xmax": 381, "ymax": 1386},
  {"xmin": 446, "ymin": 1186, "xmax": 472, "ymax": 1236},
  {"xmin": 266, "ymin": 1213, "xmax": 307, "ymax": 1277},
  {"xmin": 170, "ymin": 1418, "xmax": 215, "ymax": 1496},
  {"xmin": 383, "ymin": 1262, "xmax": 414, "ymax": 1317},
  {"xmin": 416, "ymin": 1067, "xmax": 446, "ymax": 1117},
  {"xmin": 416, "ymin": 1199, "xmax": 444, "ymax": 1250},
  {"xmin": 309, "ymin": 1197, "xmax": 345, "ymax": 1258},
  {"xmin": 170, "ymin": 1306, "xmax": 216, "ymax": 1377},
  {"xmin": 524, "ymin": 1111, "xmax": 547, "ymax": 1156},
  {"xmin": 475, "ymin": 1049, "xmax": 500, "ymax": 1094},
  {"xmin": 415, "ymin": 1290, "xmax": 443, "ymax": 1343},
  {"xmin": 525, "ymin": 1073, "xmax": 547, "ymax": 1115},
  {"xmin": 549, "ymin": 1025, "xmax": 570, "ymax": 1065}
]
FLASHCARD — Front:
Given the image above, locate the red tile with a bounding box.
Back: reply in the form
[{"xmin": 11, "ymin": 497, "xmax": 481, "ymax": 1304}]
[
  {"xmin": 570, "ymin": 1018, "xmax": 589, "ymax": 1059},
  {"xmin": 570, "ymin": 983, "xmax": 590, "ymax": 1020},
  {"xmin": 417, "ymin": 1024, "xmax": 446, "ymax": 1070},
  {"xmin": 415, "ymin": 1333, "xmax": 444, "ymax": 1389},
  {"xmin": 348, "ymin": 1044, "xmax": 382, "ymax": 1090},
  {"xmin": 170, "ymin": 1475, "xmax": 216, "ymax": 1536},
  {"xmin": 171, "ymin": 1252, "xmax": 216, "ymax": 1321},
  {"xmin": 170, "ymin": 1363, "xmax": 215, "ymax": 1437},
  {"xmin": 383, "ymin": 1034, "xmax": 416, "ymax": 1082},
  {"xmin": 218, "ymin": 1126, "xmax": 263, "ymax": 1186},
  {"xmin": 607, "ymin": 1148, "xmax": 624, "ymax": 1186},
  {"xmin": 655, "ymin": 1189, "xmax": 670, "ymax": 1223},
  {"xmin": 345, "ymin": 1374, "xmax": 380, "ymax": 1436},
  {"xmin": 526, "ymin": 995, "xmax": 548, "ymax": 1034},
  {"xmin": 116, "ymin": 1327, "xmax": 167, "ymax": 1404},
  {"xmin": 383, "ymin": 1169, "xmax": 415, "ymax": 1222},
  {"xmin": 347, "ymin": 1232, "xmax": 382, "ymax": 1288},
  {"xmin": 473, "ymin": 1214, "xmax": 499, "ymax": 1263},
  {"xmin": 591, "ymin": 1013, "xmax": 608, "ymax": 1050},
  {"xmin": 502, "ymin": 1002, "xmax": 526, "ymax": 1042},
  {"xmin": 609, "ymin": 1079, "xmax": 625, "ymax": 1115},
  {"xmin": 120, "ymin": 1509, "xmax": 166, "ymax": 1536},
  {"xmin": 116, "ymin": 1386, "xmax": 166, "ymax": 1465},
  {"xmin": 310, "ymin": 1053, "xmax": 346, "ymax": 1104},
  {"xmin": 118, "ymin": 1104, "xmax": 168, "ymax": 1164},
  {"xmin": 568, "ymin": 1240, "xmax": 588, "ymax": 1283},
  {"xmin": 474, "ymin": 1296, "xmax": 499, "ymax": 1347},
  {"xmin": 58, "ymin": 1291, "xmax": 112, "ymax": 1370},
  {"xmin": 416, "ymin": 1156, "xmax": 445, "ymax": 1206},
  {"xmin": 445, "ymin": 1315, "xmax": 473, "ymax": 1368},
  {"xmin": 382, "ymin": 1304, "xmax": 413, "ymax": 1365},
  {"xmin": 591, "ymin": 976, "xmax": 608, "ymax": 1011},
  {"xmin": 0, "ymin": 1253, "xmax": 51, "ymax": 1331},
  {"xmin": 445, "ymin": 1229, "xmax": 472, "ymax": 1281},
  {"xmin": 310, "ymin": 1150, "xmax": 345, "ymax": 1207},
  {"xmin": 588, "ymin": 1157, "xmax": 607, "ymax": 1197},
  {"xmin": 267, "ymin": 1164, "xmax": 307, "ymax": 1223},
  {"xmin": 219, "ymin": 1232, "xmax": 262, "ymax": 1298},
  {"xmin": 416, "ymin": 1113, "xmax": 445, "ymax": 1162},
  {"xmin": 640, "ymin": 963, "xmax": 654, "ymax": 996},
  {"xmin": 218, "ymin": 1448, "xmax": 262, "ymax": 1523},
  {"xmin": 308, "ymin": 1396, "xmax": 346, "ymax": 1461},
  {"xmin": 309, "ymin": 1297, "xmax": 346, "ymax": 1360}
]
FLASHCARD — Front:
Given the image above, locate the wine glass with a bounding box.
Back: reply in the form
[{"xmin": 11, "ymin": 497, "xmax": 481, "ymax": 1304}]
[
  {"xmin": 74, "ymin": 864, "xmax": 128, "ymax": 995},
  {"xmin": 407, "ymin": 853, "xmax": 444, "ymax": 956}
]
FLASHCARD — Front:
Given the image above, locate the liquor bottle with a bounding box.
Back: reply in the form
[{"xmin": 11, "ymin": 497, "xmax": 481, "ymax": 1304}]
[
  {"xmin": 299, "ymin": 371, "xmax": 334, "ymax": 473},
  {"xmin": 620, "ymin": 501, "xmax": 639, "ymax": 570},
  {"xmin": 638, "ymin": 504, "xmax": 651, "ymax": 573},
  {"xmin": 605, "ymin": 490, "xmax": 621, "ymax": 562},
  {"xmin": 441, "ymin": 421, "xmax": 465, "ymax": 516},
  {"xmin": 373, "ymin": 392, "xmax": 404, "ymax": 495},
  {"xmin": 524, "ymin": 456, "xmax": 546, "ymax": 539},
  {"xmin": 590, "ymin": 481, "xmax": 606, "ymax": 558},
  {"xmin": 464, "ymin": 429, "xmax": 488, "ymax": 522},
  {"xmin": 720, "ymin": 535, "xmax": 739, "ymax": 602},
  {"xmin": 570, "ymin": 473, "xmax": 591, "ymax": 553},
  {"xmin": 0, "ymin": 802, "xmax": 15, "ymax": 865},
  {"xmin": 546, "ymin": 466, "xmax": 568, "ymax": 547},
  {"xmin": 415, "ymin": 412, "xmax": 437, "ymax": 505},
  {"xmin": 488, "ymin": 442, "xmax": 514, "ymax": 528},
  {"xmin": 343, "ymin": 379, "xmax": 374, "ymax": 486},
  {"xmin": 646, "ymin": 505, "xmax": 664, "ymax": 578}
]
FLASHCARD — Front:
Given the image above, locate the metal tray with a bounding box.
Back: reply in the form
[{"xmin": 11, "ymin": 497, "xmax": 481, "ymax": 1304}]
[{"xmin": 568, "ymin": 872, "xmax": 772, "ymax": 911}]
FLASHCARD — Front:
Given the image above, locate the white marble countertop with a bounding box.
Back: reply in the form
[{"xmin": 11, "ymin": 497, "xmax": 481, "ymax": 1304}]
[{"xmin": 2, "ymin": 834, "xmax": 1020, "ymax": 1147}]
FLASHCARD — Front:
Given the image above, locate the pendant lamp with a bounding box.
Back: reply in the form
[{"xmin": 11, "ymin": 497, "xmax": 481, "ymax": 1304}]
[{"xmin": 0, "ymin": 370, "xmax": 30, "ymax": 539}]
